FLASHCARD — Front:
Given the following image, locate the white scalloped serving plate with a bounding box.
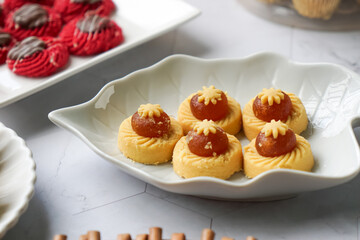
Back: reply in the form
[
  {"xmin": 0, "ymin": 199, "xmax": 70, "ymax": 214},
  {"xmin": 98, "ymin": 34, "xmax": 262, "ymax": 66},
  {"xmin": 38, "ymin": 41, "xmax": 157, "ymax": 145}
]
[
  {"xmin": 0, "ymin": 0, "xmax": 200, "ymax": 108},
  {"xmin": 0, "ymin": 122, "xmax": 36, "ymax": 238},
  {"xmin": 49, "ymin": 53, "xmax": 360, "ymax": 200}
]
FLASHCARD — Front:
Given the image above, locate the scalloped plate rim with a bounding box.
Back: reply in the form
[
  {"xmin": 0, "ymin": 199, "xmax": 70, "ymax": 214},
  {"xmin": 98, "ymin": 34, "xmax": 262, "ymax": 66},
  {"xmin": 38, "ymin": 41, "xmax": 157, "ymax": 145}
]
[{"xmin": 0, "ymin": 122, "xmax": 36, "ymax": 239}]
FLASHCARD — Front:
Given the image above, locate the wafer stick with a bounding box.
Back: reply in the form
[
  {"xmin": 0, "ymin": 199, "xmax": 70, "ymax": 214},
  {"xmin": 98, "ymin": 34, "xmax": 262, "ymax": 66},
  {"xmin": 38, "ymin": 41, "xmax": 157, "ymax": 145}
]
[
  {"xmin": 246, "ymin": 237, "xmax": 257, "ymax": 240},
  {"xmin": 53, "ymin": 228, "xmax": 257, "ymax": 240},
  {"xmin": 117, "ymin": 233, "xmax": 132, "ymax": 240},
  {"xmin": 79, "ymin": 234, "xmax": 87, "ymax": 240},
  {"xmin": 221, "ymin": 237, "xmax": 234, "ymax": 240},
  {"xmin": 149, "ymin": 227, "xmax": 162, "ymax": 240},
  {"xmin": 201, "ymin": 229, "xmax": 215, "ymax": 240},
  {"xmin": 136, "ymin": 234, "xmax": 148, "ymax": 240},
  {"xmin": 171, "ymin": 233, "xmax": 185, "ymax": 240},
  {"xmin": 87, "ymin": 231, "xmax": 101, "ymax": 240},
  {"xmin": 53, "ymin": 235, "xmax": 67, "ymax": 240}
]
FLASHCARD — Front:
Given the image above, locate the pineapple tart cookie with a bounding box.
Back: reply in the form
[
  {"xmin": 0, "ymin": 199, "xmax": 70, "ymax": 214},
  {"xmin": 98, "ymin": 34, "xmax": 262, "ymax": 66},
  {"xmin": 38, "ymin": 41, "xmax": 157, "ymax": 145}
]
[
  {"xmin": 172, "ymin": 120, "xmax": 242, "ymax": 180},
  {"xmin": 244, "ymin": 120, "xmax": 313, "ymax": 178},
  {"xmin": 4, "ymin": 4, "xmax": 62, "ymax": 41},
  {"xmin": 177, "ymin": 86, "xmax": 242, "ymax": 135},
  {"xmin": 118, "ymin": 104, "xmax": 183, "ymax": 165},
  {"xmin": 242, "ymin": 88, "xmax": 308, "ymax": 140}
]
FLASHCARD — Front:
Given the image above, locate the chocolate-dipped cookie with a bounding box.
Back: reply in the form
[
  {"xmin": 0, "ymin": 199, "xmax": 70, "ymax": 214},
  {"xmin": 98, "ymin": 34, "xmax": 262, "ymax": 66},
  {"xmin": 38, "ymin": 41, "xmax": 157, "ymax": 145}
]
[
  {"xmin": 4, "ymin": 4, "xmax": 62, "ymax": 40},
  {"xmin": 7, "ymin": 36, "xmax": 69, "ymax": 77},
  {"xmin": 59, "ymin": 13, "xmax": 124, "ymax": 56}
]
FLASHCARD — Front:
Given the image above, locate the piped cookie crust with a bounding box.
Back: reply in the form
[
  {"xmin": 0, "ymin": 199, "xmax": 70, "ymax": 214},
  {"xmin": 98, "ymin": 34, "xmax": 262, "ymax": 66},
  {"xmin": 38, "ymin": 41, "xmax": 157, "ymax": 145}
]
[
  {"xmin": 243, "ymin": 91, "xmax": 308, "ymax": 140},
  {"xmin": 178, "ymin": 86, "xmax": 242, "ymax": 135},
  {"xmin": 118, "ymin": 116, "xmax": 183, "ymax": 165}
]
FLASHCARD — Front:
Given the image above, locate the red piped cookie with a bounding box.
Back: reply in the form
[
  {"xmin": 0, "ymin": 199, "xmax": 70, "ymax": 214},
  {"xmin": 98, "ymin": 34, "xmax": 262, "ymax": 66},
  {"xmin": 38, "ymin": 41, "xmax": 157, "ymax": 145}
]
[
  {"xmin": 7, "ymin": 36, "xmax": 69, "ymax": 77},
  {"xmin": 0, "ymin": 31, "xmax": 15, "ymax": 64},
  {"xmin": 59, "ymin": 13, "xmax": 124, "ymax": 56},
  {"xmin": 54, "ymin": 0, "xmax": 115, "ymax": 23},
  {"xmin": 5, "ymin": 4, "xmax": 62, "ymax": 41}
]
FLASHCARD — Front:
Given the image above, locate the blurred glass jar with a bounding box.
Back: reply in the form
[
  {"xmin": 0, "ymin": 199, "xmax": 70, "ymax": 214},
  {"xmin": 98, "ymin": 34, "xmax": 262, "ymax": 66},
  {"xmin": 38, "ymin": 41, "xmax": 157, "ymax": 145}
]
[{"xmin": 240, "ymin": 0, "xmax": 360, "ymax": 30}]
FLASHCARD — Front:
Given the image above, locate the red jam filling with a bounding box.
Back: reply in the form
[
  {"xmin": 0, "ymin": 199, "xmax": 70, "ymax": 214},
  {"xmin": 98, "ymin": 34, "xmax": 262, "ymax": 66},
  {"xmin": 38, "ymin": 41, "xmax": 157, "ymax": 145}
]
[
  {"xmin": 187, "ymin": 127, "xmax": 228, "ymax": 157},
  {"xmin": 190, "ymin": 91, "xmax": 228, "ymax": 121},
  {"xmin": 131, "ymin": 111, "xmax": 170, "ymax": 138},
  {"xmin": 255, "ymin": 129, "xmax": 296, "ymax": 157},
  {"xmin": 253, "ymin": 92, "xmax": 292, "ymax": 122}
]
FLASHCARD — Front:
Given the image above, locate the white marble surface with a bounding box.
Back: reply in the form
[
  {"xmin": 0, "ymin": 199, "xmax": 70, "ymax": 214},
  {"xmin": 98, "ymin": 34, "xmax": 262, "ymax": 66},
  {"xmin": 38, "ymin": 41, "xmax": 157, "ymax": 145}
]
[{"xmin": 1, "ymin": 0, "xmax": 360, "ymax": 239}]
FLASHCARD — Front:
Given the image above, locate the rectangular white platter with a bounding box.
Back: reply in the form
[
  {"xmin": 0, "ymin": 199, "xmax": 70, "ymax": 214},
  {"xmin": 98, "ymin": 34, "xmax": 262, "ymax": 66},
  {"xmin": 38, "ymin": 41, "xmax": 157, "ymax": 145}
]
[{"xmin": 0, "ymin": 0, "xmax": 200, "ymax": 108}]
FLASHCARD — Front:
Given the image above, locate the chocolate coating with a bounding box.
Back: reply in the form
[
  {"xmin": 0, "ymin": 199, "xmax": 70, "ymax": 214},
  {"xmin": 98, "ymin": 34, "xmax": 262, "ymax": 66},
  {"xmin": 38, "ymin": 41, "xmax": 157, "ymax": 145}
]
[
  {"xmin": 8, "ymin": 37, "xmax": 46, "ymax": 60},
  {"xmin": 76, "ymin": 14, "xmax": 110, "ymax": 33},
  {"xmin": 0, "ymin": 32, "xmax": 11, "ymax": 47},
  {"xmin": 13, "ymin": 4, "xmax": 48, "ymax": 29},
  {"xmin": 71, "ymin": 0, "xmax": 102, "ymax": 4}
]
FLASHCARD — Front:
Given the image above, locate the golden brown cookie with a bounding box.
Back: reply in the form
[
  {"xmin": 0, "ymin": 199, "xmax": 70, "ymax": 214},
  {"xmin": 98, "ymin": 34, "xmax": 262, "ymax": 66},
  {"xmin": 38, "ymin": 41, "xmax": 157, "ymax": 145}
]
[
  {"xmin": 118, "ymin": 104, "xmax": 183, "ymax": 165},
  {"xmin": 178, "ymin": 86, "xmax": 242, "ymax": 135},
  {"xmin": 242, "ymin": 88, "xmax": 308, "ymax": 140},
  {"xmin": 244, "ymin": 120, "xmax": 313, "ymax": 178},
  {"xmin": 172, "ymin": 120, "xmax": 242, "ymax": 179}
]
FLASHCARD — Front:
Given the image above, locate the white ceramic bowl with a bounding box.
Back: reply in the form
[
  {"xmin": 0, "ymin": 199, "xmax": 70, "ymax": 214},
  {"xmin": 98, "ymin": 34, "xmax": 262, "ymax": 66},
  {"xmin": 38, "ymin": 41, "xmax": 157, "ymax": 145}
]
[
  {"xmin": 0, "ymin": 122, "xmax": 36, "ymax": 238},
  {"xmin": 49, "ymin": 53, "xmax": 360, "ymax": 200}
]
